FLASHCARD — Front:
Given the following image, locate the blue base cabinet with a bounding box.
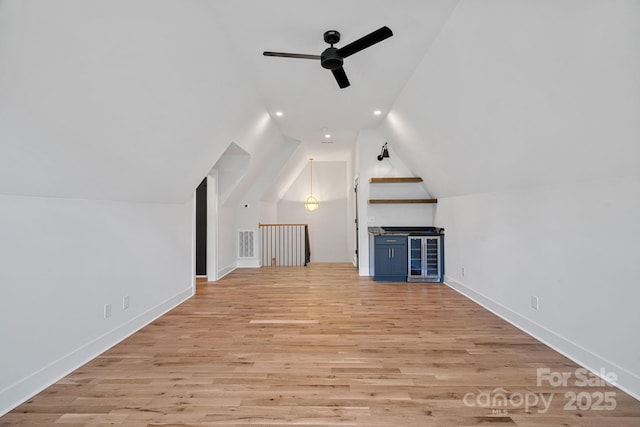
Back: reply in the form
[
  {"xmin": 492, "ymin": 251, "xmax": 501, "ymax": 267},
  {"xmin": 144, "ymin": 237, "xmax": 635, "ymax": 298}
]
[{"xmin": 373, "ymin": 235, "xmax": 408, "ymax": 282}]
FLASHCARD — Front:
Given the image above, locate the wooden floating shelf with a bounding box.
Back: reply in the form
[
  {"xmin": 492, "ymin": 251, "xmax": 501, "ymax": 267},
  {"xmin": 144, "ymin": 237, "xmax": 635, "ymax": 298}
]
[
  {"xmin": 369, "ymin": 177, "xmax": 423, "ymax": 183},
  {"xmin": 368, "ymin": 177, "xmax": 433, "ymax": 204},
  {"xmin": 368, "ymin": 199, "xmax": 437, "ymax": 204}
]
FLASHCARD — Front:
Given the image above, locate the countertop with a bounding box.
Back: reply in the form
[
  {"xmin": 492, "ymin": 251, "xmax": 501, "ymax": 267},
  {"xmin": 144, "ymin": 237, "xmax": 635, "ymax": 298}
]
[{"xmin": 368, "ymin": 226, "xmax": 444, "ymax": 236}]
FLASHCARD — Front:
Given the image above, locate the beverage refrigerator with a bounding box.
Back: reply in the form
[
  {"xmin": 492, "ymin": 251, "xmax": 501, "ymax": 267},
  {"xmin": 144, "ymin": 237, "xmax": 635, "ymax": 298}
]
[{"xmin": 407, "ymin": 230, "xmax": 444, "ymax": 282}]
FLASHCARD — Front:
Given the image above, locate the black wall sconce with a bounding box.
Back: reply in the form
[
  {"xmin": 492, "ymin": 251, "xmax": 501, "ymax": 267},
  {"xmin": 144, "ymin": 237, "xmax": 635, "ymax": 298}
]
[{"xmin": 377, "ymin": 142, "xmax": 390, "ymax": 161}]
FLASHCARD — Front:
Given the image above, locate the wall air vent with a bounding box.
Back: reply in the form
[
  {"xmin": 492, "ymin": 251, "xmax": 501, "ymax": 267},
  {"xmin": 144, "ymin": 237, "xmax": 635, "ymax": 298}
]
[{"xmin": 238, "ymin": 230, "xmax": 255, "ymax": 258}]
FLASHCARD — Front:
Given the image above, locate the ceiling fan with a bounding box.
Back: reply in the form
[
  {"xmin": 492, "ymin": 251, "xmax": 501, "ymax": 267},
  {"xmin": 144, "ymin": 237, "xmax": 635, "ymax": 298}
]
[{"xmin": 263, "ymin": 26, "xmax": 393, "ymax": 89}]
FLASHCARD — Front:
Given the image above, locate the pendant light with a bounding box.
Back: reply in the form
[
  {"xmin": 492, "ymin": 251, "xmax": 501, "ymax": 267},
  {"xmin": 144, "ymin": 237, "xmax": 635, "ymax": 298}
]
[{"xmin": 304, "ymin": 157, "xmax": 319, "ymax": 212}]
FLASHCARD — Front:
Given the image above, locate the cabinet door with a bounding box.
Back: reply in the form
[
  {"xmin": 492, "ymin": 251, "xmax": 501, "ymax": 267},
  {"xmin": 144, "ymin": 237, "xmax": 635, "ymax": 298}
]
[
  {"xmin": 388, "ymin": 244, "xmax": 407, "ymax": 275},
  {"xmin": 374, "ymin": 244, "xmax": 392, "ymax": 275},
  {"xmin": 374, "ymin": 236, "xmax": 408, "ymax": 280}
]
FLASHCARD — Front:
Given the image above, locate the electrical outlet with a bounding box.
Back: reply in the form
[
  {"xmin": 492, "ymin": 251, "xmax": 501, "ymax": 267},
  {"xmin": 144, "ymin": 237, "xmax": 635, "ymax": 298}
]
[
  {"xmin": 123, "ymin": 296, "xmax": 130, "ymax": 310},
  {"xmin": 461, "ymin": 267, "xmax": 465, "ymax": 277},
  {"xmin": 104, "ymin": 304, "xmax": 112, "ymax": 319},
  {"xmin": 531, "ymin": 296, "xmax": 539, "ymax": 311}
]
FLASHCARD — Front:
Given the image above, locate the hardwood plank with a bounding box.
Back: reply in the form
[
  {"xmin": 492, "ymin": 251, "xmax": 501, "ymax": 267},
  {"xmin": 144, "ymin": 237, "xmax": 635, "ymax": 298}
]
[
  {"xmin": 368, "ymin": 198, "xmax": 438, "ymax": 204},
  {"xmin": 369, "ymin": 177, "xmax": 423, "ymax": 183},
  {"xmin": 1, "ymin": 263, "xmax": 638, "ymax": 426}
]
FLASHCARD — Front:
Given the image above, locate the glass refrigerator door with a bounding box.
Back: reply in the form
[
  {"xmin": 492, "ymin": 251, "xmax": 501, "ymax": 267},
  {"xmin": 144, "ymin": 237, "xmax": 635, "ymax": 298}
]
[
  {"xmin": 424, "ymin": 237, "xmax": 440, "ymax": 279},
  {"xmin": 409, "ymin": 237, "xmax": 423, "ymax": 277}
]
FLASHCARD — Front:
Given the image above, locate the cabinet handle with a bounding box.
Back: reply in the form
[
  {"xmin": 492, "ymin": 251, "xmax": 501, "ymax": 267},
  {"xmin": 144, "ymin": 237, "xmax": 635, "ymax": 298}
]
[
  {"xmin": 391, "ymin": 248, "xmax": 395, "ymax": 258},
  {"xmin": 386, "ymin": 239, "xmax": 397, "ymax": 242}
]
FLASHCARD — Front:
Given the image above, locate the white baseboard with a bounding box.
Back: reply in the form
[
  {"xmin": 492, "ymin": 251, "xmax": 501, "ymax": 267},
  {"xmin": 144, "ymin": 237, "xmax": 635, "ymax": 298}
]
[
  {"xmin": 444, "ymin": 275, "xmax": 640, "ymax": 402},
  {"xmin": 236, "ymin": 258, "xmax": 260, "ymax": 268},
  {"xmin": 0, "ymin": 287, "xmax": 194, "ymax": 416},
  {"xmin": 217, "ymin": 262, "xmax": 236, "ymax": 280}
]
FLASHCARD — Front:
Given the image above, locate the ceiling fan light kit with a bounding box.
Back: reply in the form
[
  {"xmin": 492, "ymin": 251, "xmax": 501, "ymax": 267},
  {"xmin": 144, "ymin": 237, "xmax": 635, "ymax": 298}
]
[{"xmin": 264, "ymin": 26, "xmax": 393, "ymax": 89}]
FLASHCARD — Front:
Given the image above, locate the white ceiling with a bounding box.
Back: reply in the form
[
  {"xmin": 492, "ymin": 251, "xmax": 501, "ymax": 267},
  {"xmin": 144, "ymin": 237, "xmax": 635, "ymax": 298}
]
[
  {"xmin": 210, "ymin": 0, "xmax": 459, "ymax": 161},
  {"xmin": 1, "ymin": 0, "xmax": 638, "ymax": 206},
  {"xmin": 0, "ymin": 0, "xmax": 458, "ymax": 202}
]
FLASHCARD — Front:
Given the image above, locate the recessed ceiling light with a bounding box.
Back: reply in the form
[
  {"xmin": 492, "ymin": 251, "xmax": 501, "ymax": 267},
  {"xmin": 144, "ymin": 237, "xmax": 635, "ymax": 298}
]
[
  {"xmin": 275, "ymin": 111, "xmax": 283, "ymax": 117},
  {"xmin": 373, "ymin": 110, "xmax": 382, "ymax": 116},
  {"xmin": 324, "ymin": 133, "xmax": 331, "ymax": 139}
]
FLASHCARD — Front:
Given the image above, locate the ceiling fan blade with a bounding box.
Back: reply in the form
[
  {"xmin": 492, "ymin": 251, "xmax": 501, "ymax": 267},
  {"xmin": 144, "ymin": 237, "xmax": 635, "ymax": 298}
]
[
  {"xmin": 332, "ymin": 67, "xmax": 350, "ymax": 89},
  {"xmin": 337, "ymin": 26, "xmax": 393, "ymax": 58},
  {"xmin": 263, "ymin": 51, "xmax": 321, "ymax": 60}
]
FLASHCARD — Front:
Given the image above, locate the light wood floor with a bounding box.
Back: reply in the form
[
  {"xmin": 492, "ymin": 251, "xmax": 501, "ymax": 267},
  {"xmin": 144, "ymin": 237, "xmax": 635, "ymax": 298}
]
[{"xmin": 2, "ymin": 263, "xmax": 639, "ymax": 426}]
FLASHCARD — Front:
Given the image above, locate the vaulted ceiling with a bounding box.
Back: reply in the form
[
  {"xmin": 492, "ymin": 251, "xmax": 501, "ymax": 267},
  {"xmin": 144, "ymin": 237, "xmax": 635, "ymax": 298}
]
[
  {"xmin": 1, "ymin": 1, "xmax": 638, "ymax": 205},
  {"xmin": 0, "ymin": 0, "xmax": 460, "ymax": 203},
  {"xmin": 209, "ymin": 0, "xmax": 458, "ymax": 157}
]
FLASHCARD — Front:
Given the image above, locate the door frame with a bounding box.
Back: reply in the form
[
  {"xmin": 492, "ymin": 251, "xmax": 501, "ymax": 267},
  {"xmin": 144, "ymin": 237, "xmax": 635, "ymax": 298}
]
[{"xmin": 354, "ymin": 176, "xmax": 360, "ymax": 268}]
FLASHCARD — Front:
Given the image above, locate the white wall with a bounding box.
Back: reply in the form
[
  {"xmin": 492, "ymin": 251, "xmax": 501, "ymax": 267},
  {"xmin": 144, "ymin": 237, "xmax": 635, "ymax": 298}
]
[
  {"xmin": 381, "ymin": 0, "xmax": 640, "ymax": 199},
  {"xmin": 380, "ymin": 0, "xmax": 640, "ymax": 398},
  {"xmin": 437, "ymin": 176, "xmax": 640, "ymax": 398},
  {"xmin": 216, "ymin": 205, "xmax": 239, "ymax": 277},
  {"xmin": 278, "ymin": 161, "xmax": 350, "ymax": 263},
  {"xmin": 0, "ymin": 0, "xmax": 266, "ymax": 203},
  {"xmin": 0, "ymin": 194, "xmax": 194, "ymax": 414},
  {"xmin": 258, "ymin": 202, "xmax": 278, "ymax": 225},
  {"xmin": 0, "ymin": 1, "xmax": 292, "ymax": 414},
  {"xmin": 212, "ymin": 125, "xmax": 299, "ymax": 274}
]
